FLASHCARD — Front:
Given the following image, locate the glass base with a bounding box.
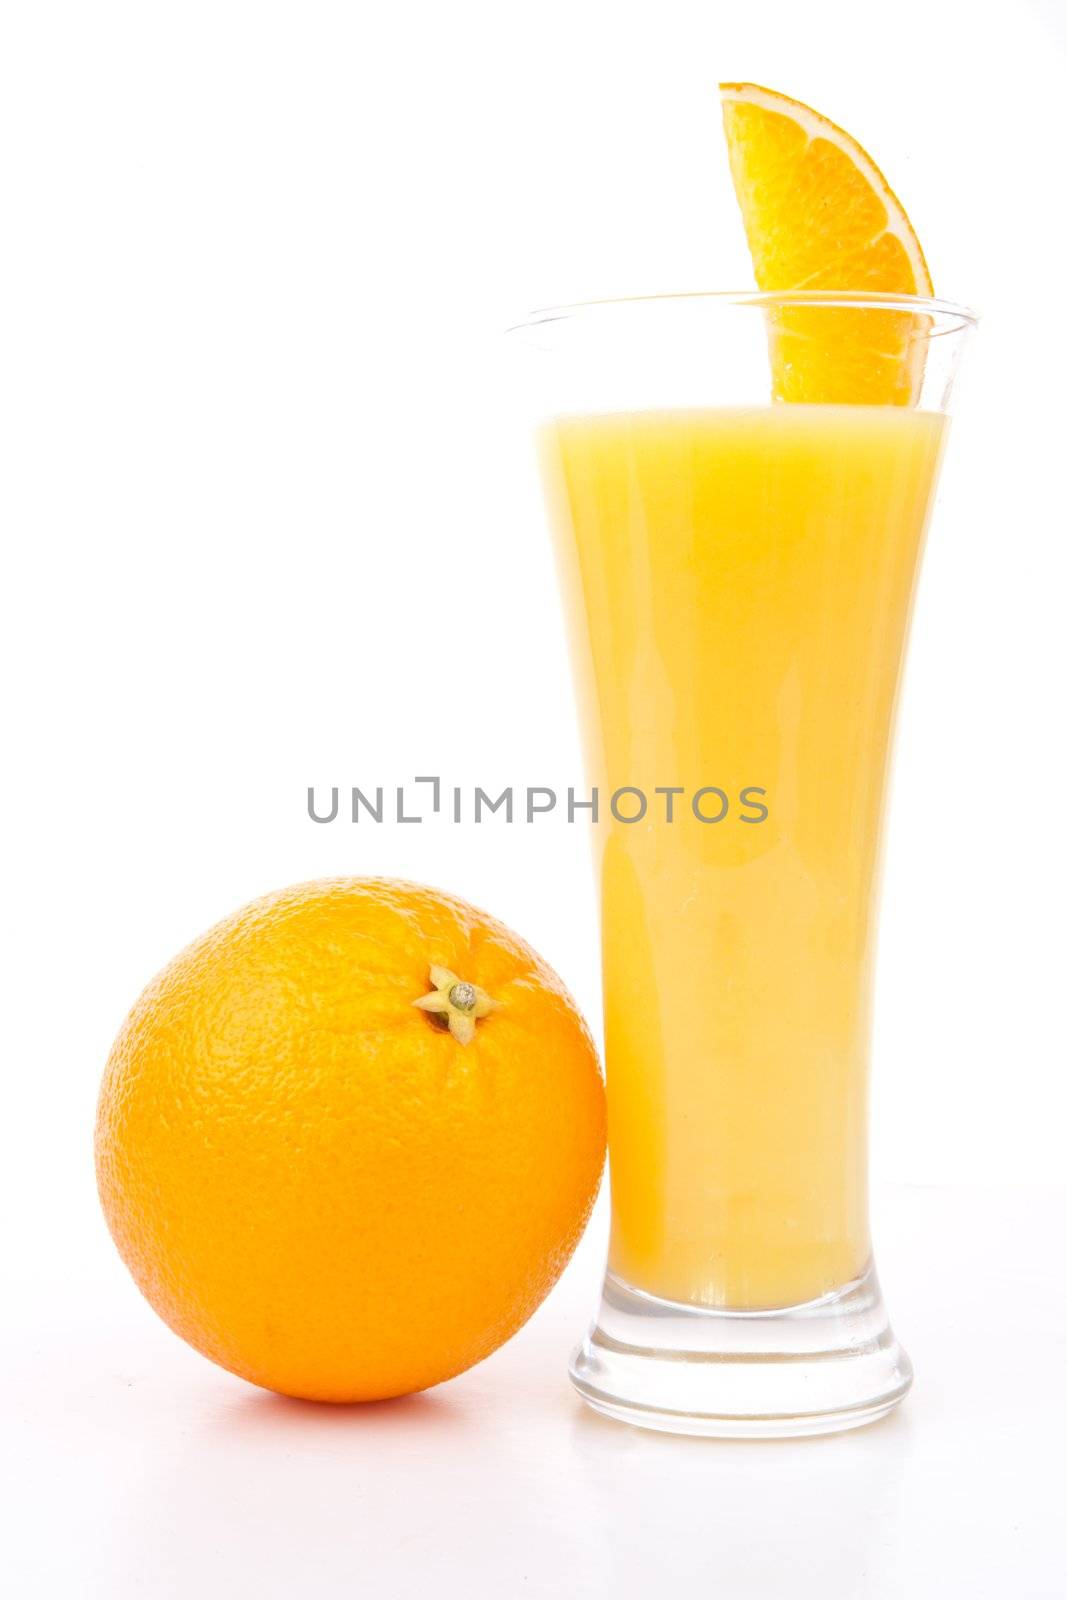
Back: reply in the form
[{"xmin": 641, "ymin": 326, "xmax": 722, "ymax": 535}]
[{"xmin": 569, "ymin": 1264, "xmax": 912, "ymax": 1439}]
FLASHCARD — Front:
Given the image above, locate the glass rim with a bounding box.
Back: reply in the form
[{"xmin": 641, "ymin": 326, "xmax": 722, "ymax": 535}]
[{"xmin": 509, "ymin": 289, "xmax": 978, "ymax": 338}]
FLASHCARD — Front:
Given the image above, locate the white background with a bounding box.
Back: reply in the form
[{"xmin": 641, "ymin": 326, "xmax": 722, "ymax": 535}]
[{"xmin": 3, "ymin": 1, "xmax": 1065, "ymax": 1595}]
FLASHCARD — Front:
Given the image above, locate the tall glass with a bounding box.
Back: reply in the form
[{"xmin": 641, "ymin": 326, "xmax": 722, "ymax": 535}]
[{"xmin": 517, "ymin": 293, "xmax": 975, "ymax": 1436}]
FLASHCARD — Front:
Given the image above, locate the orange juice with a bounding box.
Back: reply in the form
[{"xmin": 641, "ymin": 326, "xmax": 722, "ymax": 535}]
[{"xmin": 540, "ymin": 404, "xmax": 946, "ymax": 1308}]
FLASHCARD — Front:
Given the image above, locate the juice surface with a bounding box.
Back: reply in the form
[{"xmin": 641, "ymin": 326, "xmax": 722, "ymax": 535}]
[{"xmin": 540, "ymin": 405, "xmax": 946, "ymax": 1309}]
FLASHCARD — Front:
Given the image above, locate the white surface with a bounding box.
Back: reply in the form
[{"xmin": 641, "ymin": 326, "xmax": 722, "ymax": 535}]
[{"xmin": 5, "ymin": 1186, "xmax": 1064, "ymax": 1598}]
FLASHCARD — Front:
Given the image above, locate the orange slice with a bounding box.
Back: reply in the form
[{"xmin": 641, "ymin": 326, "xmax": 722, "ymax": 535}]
[{"xmin": 719, "ymin": 82, "xmax": 932, "ymax": 403}]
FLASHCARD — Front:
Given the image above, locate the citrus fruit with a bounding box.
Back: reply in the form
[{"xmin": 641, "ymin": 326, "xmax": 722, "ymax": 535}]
[
  {"xmin": 719, "ymin": 82, "xmax": 932, "ymax": 403},
  {"xmin": 96, "ymin": 877, "xmax": 606, "ymax": 1402}
]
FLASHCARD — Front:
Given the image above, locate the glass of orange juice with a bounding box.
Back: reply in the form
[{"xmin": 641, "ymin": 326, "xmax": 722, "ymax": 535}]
[{"xmin": 518, "ymin": 292, "xmax": 974, "ymax": 1436}]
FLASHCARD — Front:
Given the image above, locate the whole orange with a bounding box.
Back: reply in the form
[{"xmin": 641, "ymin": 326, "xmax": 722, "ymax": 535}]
[{"xmin": 96, "ymin": 877, "xmax": 605, "ymax": 1401}]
